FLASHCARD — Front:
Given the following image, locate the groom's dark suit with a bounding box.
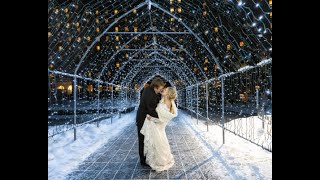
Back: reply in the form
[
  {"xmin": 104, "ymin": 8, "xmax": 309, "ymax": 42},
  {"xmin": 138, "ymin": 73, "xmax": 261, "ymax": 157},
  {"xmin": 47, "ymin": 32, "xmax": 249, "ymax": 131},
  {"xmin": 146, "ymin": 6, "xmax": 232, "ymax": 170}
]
[{"xmin": 136, "ymin": 87, "xmax": 160, "ymax": 165}]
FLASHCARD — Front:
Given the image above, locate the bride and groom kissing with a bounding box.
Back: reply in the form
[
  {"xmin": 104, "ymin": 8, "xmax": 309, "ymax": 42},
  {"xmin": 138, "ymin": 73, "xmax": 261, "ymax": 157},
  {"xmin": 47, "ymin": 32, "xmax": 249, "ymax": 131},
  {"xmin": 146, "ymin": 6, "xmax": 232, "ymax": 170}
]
[{"xmin": 136, "ymin": 78, "xmax": 178, "ymax": 172}]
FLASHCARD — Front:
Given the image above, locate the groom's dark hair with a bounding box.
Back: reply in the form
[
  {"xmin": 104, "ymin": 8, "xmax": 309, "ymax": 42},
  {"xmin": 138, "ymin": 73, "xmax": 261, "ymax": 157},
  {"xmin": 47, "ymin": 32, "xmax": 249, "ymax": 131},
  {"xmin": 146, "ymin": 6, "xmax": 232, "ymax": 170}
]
[{"xmin": 150, "ymin": 78, "xmax": 165, "ymax": 88}]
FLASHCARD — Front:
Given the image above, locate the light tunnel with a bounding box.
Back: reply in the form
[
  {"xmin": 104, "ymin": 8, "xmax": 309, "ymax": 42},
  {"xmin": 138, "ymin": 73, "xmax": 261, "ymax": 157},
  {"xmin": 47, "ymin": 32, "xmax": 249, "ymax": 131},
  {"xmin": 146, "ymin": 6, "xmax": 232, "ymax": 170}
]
[{"xmin": 48, "ymin": 1, "xmax": 272, "ymax": 176}]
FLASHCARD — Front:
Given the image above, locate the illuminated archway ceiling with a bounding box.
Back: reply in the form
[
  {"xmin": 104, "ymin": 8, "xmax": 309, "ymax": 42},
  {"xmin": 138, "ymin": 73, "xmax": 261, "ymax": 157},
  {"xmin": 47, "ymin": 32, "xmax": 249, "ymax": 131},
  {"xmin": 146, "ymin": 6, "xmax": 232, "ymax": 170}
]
[{"xmin": 48, "ymin": 0, "xmax": 272, "ymax": 88}]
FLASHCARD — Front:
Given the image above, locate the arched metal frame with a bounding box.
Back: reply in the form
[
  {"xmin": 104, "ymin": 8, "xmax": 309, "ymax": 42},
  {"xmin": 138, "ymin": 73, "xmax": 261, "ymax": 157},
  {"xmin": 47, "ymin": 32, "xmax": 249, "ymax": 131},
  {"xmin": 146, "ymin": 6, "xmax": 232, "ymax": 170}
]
[
  {"xmin": 113, "ymin": 49, "xmax": 195, "ymax": 86},
  {"xmin": 121, "ymin": 56, "xmax": 187, "ymax": 89},
  {"xmin": 110, "ymin": 44, "xmax": 195, "ymax": 85},
  {"xmin": 74, "ymin": 0, "xmax": 224, "ymax": 77}
]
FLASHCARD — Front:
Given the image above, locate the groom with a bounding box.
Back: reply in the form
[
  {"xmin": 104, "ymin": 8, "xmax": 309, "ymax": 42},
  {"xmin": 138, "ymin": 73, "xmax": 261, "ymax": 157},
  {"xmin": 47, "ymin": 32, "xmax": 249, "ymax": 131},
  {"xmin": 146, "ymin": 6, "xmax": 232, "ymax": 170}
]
[{"xmin": 136, "ymin": 78, "xmax": 165, "ymax": 166}]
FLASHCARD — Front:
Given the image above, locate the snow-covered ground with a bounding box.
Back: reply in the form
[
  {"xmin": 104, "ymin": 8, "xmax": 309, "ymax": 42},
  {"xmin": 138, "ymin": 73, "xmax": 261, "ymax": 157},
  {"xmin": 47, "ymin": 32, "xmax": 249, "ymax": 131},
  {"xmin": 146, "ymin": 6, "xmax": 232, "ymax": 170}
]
[
  {"xmin": 180, "ymin": 112, "xmax": 272, "ymax": 179},
  {"xmin": 48, "ymin": 111, "xmax": 136, "ymax": 180},
  {"xmin": 48, "ymin": 110, "xmax": 271, "ymax": 180}
]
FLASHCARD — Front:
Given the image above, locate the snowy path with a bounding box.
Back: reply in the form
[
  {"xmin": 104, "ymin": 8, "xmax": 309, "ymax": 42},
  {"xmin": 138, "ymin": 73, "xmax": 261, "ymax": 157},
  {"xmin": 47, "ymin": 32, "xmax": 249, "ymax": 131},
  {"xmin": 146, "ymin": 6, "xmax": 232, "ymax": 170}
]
[{"xmin": 60, "ymin": 110, "xmax": 271, "ymax": 180}]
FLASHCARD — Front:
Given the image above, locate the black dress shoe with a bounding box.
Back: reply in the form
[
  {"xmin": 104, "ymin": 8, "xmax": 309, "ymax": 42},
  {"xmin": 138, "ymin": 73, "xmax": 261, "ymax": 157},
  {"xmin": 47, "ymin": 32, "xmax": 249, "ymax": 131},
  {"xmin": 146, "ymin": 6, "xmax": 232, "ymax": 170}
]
[{"xmin": 141, "ymin": 162, "xmax": 151, "ymax": 168}]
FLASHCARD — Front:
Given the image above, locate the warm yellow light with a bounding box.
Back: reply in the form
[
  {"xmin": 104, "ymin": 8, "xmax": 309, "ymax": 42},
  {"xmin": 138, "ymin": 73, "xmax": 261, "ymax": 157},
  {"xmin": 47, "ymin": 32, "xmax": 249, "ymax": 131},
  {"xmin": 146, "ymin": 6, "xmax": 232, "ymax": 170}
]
[
  {"xmin": 96, "ymin": 45, "xmax": 100, "ymax": 51},
  {"xmin": 68, "ymin": 37, "xmax": 72, "ymax": 42},
  {"xmin": 67, "ymin": 85, "xmax": 72, "ymax": 95},
  {"xmin": 57, "ymin": 85, "xmax": 64, "ymax": 90},
  {"xmin": 194, "ymin": 67, "xmax": 198, "ymax": 72},
  {"xmin": 170, "ymin": 0, "xmax": 174, "ymax": 4},
  {"xmin": 269, "ymin": 0, "xmax": 272, "ymax": 6},
  {"xmin": 270, "ymin": 12, "xmax": 272, "ymax": 18},
  {"xmin": 64, "ymin": 8, "xmax": 68, "ymax": 13},
  {"xmin": 204, "ymin": 67, "xmax": 208, "ymax": 71},
  {"xmin": 77, "ymin": 28, "xmax": 80, "ymax": 32},
  {"xmin": 227, "ymin": 44, "xmax": 231, "ymax": 50},
  {"xmin": 87, "ymin": 36, "xmax": 91, "ymax": 41},
  {"xmin": 105, "ymin": 36, "xmax": 109, "ymax": 41},
  {"xmin": 240, "ymin": 41, "xmax": 244, "ymax": 47},
  {"xmin": 133, "ymin": 9, "xmax": 137, "ymax": 14},
  {"xmin": 49, "ymin": 64, "xmax": 54, "ymax": 69},
  {"xmin": 214, "ymin": 64, "xmax": 219, "ymax": 70},
  {"xmin": 125, "ymin": 27, "xmax": 129, "ymax": 32},
  {"xmin": 115, "ymin": 86, "xmax": 120, "ymax": 92},
  {"xmin": 178, "ymin": 0, "xmax": 181, "ymax": 3},
  {"xmin": 66, "ymin": 23, "xmax": 70, "ymax": 28},
  {"xmin": 203, "ymin": 11, "xmax": 207, "ymax": 16},
  {"xmin": 205, "ymin": 58, "xmax": 208, "ymax": 63},
  {"xmin": 58, "ymin": 46, "xmax": 62, "ymax": 51},
  {"xmin": 96, "ymin": 27, "xmax": 100, "ymax": 32},
  {"xmin": 115, "ymin": 36, "xmax": 119, "ymax": 41},
  {"xmin": 115, "ymin": 27, "xmax": 119, "ymax": 32},
  {"xmin": 125, "ymin": 54, "xmax": 129, "ymax": 58},
  {"xmin": 170, "ymin": 7, "xmax": 174, "ymax": 13},
  {"xmin": 134, "ymin": 26, "xmax": 138, "ymax": 32},
  {"xmin": 88, "ymin": 72, "xmax": 91, "ymax": 77},
  {"xmin": 95, "ymin": 10, "xmax": 99, "ymax": 15},
  {"xmin": 178, "ymin": 7, "xmax": 182, "ymax": 13},
  {"xmin": 66, "ymin": 14, "xmax": 70, "ymax": 18},
  {"xmin": 96, "ymin": 18, "xmax": 99, "ymax": 23},
  {"xmin": 87, "ymin": 85, "xmax": 93, "ymax": 92},
  {"xmin": 144, "ymin": 35, "xmax": 148, "ymax": 41},
  {"xmin": 75, "ymin": 22, "xmax": 79, "ymax": 27},
  {"xmin": 55, "ymin": 9, "xmax": 59, "ymax": 14},
  {"xmin": 48, "ymin": 32, "xmax": 51, "ymax": 38},
  {"xmin": 116, "ymin": 46, "xmax": 119, "ymax": 50},
  {"xmin": 171, "ymin": 18, "xmax": 175, "ymax": 22},
  {"xmin": 214, "ymin": 27, "xmax": 218, "ymax": 32},
  {"xmin": 116, "ymin": 62, "xmax": 120, "ymax": 68},
  {"xmin": 114, "ymin": 9, "xmax": 118, "ymax": 15},
  {"xmin": 77, "ymin": 37, "xmax": 81, "ymax": 42}
]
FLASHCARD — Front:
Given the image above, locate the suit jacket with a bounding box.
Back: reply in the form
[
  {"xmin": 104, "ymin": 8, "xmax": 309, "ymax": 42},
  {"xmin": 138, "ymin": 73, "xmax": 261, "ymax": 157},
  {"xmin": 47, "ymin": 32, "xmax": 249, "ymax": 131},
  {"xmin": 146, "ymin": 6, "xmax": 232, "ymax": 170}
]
[{"xmin": 136, "ymin": 87, "xmax": 160, "ymax": 127}]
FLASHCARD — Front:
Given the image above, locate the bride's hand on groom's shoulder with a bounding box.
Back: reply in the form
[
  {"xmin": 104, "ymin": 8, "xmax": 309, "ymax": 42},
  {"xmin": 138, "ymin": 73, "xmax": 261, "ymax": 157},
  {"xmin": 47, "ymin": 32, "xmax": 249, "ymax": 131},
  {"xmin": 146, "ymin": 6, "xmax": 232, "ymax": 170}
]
[{"xmin": 146, "ymin": 114, "xmax": 151, "ymax": 120}]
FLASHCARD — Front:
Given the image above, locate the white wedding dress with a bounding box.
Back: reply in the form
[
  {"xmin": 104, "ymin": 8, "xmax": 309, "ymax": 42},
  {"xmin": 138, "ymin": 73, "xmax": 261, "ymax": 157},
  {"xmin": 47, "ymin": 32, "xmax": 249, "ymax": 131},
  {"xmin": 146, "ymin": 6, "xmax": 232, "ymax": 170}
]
[{"xmin": 140, "ymin": 98, "xmax": 178, "ymax": 172}]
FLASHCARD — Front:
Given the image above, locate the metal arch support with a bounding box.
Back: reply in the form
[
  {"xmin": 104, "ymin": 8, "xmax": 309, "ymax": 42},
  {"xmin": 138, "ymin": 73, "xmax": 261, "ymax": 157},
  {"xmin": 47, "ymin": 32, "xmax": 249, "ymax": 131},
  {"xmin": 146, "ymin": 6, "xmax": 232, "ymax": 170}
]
[
  {"xmin": 137, "ymin": 72, "xmax": 177, "ymax": 92},
  {"xmin": 136, "ymin": 71, "xmax": 177, "ymax": 90},
  {"xmin": 109, "ymin": 44, "xmax": 163, "ymax": 83},
  {"xmin": 117, "ymin": 52, "xmax": 190, "ymax": 84},
  {"xmin": 121, "ymin": 60, "xmax": 186, "ymax": 88},
  {"xmin": 74, "ymin": 0, "xmax": 225, "ymax": 76},
  {"xmin": 121, "ymin": 58, "xmax": 188, "ymax": 88},
  {"xmin": 156, "ymin": 30, "xmax": 208, "ymax": 79},
  {"xmin": 119, "ymin": 52, "xmax": 191, "ymax": 86},
  {"xmin": 153, "ymin": 45, "xmax": 199, "ymax": 81},
  {"xmin": 111, "ymin": 47, "xmax": 194, "ymax": 85},
  {"xmin": 96, "ymin": 28, "xmax": 152, "ymax": 80},
  {"xmin": 74, "ymin": 0, "xmax": 148, "ymax": 75},
  {"xmin": 111, "ymin": 45, "xmax": 197, "ymax": 84},
  {"xmin": 150, "ymin": 2, "xmax": 225, "ymax": 74}
]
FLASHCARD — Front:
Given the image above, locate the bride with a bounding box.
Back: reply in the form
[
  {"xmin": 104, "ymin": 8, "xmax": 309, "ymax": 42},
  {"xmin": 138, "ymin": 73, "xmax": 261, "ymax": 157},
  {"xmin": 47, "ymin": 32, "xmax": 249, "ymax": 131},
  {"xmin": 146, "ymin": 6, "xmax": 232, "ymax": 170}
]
[{"xmin": 140, "ymin": 87, "xmax": 178, "ymax": 172}]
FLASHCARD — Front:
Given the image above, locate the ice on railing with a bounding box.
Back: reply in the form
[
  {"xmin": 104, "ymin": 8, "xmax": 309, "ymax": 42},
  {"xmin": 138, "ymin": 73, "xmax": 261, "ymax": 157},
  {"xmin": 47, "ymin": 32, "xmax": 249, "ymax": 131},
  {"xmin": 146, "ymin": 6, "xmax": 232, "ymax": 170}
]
[
  {"xmin": 257, "ymin": 58, "xmax": 272, "ymax": 66},
  {"xmin": 238, "ymin": 65, "xmax": 253, "ymax": 72}
]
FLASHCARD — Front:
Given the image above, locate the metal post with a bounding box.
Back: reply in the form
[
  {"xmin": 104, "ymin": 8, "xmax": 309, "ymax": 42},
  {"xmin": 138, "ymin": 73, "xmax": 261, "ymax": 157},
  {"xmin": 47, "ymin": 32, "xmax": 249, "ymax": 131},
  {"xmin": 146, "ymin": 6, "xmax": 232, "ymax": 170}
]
[
  {"xmin": 111, "ymin": 85, "xmax": 114, "ymax": 124},
  {"xmin": 196, "ymin": 84, "xmax": 199, "ymax": 125},
  {"xmin": 126, "ymin": 84, "xmax": 128, "ymax": 107},
  {"xmin": 206, "ymin": 83, "xmax": 209, "ymax": 131},
  {"xmin": 73, "ymin": 77, "xmax": 77, "ymax": 141},
  {"xmin": 256, "ymin": 88, "xmax": 259, "ymax": 110},
  {"xmin": 97, "ymin": 82, "xmax": 100, "ymax": 128},
  {"xmin": 221, "ymin": 78, "xmax": 225, "ymax": 144},
  {"xmin": 190, "ymin": 87, "xmax": 193, "ymax": 119}
]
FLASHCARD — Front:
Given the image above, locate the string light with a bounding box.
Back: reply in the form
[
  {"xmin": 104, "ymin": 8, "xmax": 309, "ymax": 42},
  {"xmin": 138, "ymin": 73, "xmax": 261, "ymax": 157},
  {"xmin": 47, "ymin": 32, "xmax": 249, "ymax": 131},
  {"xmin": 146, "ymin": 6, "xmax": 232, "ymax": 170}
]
[{"xmin": 48, "ymin": 0, "xmax": 272, "ymax": 137}]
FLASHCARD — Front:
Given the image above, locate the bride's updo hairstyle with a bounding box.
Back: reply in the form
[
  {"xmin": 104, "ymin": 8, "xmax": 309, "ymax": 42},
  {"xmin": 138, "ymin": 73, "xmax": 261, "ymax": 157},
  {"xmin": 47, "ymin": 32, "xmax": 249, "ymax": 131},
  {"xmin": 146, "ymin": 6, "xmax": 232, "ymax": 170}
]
[{"xmin": 167, "ymin": 87, "xmax": 177, "ymax": 101}]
